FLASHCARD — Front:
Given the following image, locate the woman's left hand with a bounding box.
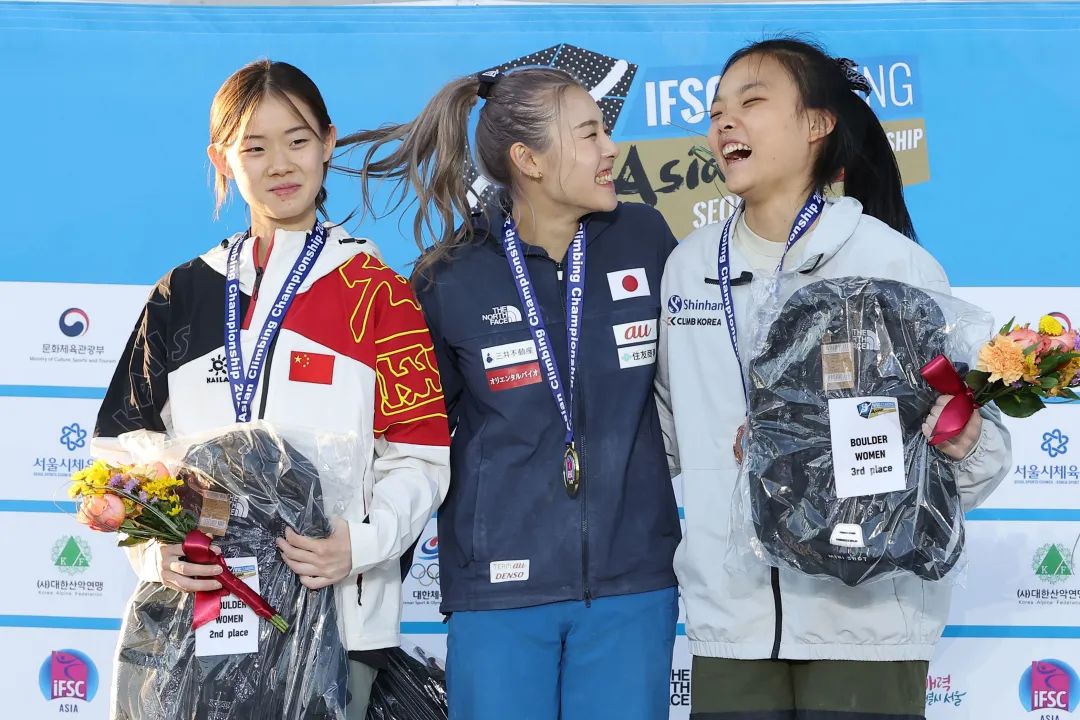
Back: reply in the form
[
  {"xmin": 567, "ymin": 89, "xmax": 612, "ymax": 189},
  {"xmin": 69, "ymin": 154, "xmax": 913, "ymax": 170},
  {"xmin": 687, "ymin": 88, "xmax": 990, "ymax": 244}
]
[
  {"xmin": 276, "ymin": 518, "xmax": 353, "ymax": 590},
  {"xmin": 922, "ymin": 394, "xmax": 982, "ymax": 461}
]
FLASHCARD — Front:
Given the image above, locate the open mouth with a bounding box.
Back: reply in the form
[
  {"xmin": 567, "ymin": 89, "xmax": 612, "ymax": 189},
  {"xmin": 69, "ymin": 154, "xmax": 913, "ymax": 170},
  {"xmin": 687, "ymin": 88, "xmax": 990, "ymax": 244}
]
[
  {"xmin": 594, "ymin": 170, "xmax": 614, "ymax": 185},
  {"xmin": 722, "ymin": 143, "xmax": 752, "ymax": 162}
]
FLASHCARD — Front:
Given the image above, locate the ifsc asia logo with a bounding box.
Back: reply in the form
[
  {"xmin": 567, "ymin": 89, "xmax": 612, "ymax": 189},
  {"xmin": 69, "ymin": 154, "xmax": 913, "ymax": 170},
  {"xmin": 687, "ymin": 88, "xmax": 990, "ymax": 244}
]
[
  {"xmin": 1019, "ymin": 659, "xmax": 1080, "ymax": 713},
  {"xmin": 39, "ymin": 649, "xmax": 99, "ymax": 705},
  {"xmin": 58, "ymin": 308, "xmax": 90, "ymax": 338}
]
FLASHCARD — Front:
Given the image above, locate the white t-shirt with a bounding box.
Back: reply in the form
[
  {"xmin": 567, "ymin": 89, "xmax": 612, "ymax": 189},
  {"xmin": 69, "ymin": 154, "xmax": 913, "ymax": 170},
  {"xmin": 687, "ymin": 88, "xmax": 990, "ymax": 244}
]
[{"xmin": 732, "ymin": 215, "xmax": 805, "ymax": 273}]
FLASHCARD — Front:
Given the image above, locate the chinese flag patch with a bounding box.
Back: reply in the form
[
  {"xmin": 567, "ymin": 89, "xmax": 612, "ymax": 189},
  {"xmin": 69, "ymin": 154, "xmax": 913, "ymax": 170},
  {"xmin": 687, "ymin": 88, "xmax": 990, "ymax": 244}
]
[{"xmin": 289, "ymin": 351, "xmax": 335, "ymax": 385}]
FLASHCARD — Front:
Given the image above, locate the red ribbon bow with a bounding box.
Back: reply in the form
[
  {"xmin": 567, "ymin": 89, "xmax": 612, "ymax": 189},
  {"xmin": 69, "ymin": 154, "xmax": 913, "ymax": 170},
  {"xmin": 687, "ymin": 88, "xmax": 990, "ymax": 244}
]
[
  {"xmin": 919, "ymin": 354, "xmax": 980, "ymax": 446},
  {"xmin": 182, "ymin": 530, "xmax": 287, "ymax": 632}
]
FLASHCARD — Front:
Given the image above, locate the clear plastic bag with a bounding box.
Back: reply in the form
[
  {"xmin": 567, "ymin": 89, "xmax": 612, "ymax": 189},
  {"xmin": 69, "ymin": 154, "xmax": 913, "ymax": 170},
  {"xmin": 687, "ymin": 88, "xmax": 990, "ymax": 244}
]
[
  {"xmin": 110, "ymin": 422, "xmax": 361, "ymax": 720},
  {"xmin": 366, "ymin": 644, "xmax": 448, "ymax": 720},
  {"xmin": 729, "ymin": 275, "xmax": 992, "ymax": 587}
]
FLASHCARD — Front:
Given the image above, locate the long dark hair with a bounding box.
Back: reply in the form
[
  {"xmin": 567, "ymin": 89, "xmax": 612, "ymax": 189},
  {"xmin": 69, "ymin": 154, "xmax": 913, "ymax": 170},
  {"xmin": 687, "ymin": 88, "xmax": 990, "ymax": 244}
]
[
  {"xmin": 723, "ymin": 38, "xmax": 916, "ymax": 241},
  {"xmin": 337, "ymin": 68, "xmax": 583, "ymax": 279}
]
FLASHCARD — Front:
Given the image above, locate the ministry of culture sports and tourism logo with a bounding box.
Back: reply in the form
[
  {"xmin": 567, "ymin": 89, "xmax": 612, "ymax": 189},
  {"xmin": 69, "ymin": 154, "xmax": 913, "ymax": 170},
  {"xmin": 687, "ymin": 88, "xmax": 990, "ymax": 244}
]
[
  {"xmin": 1043, "ymin": 429, "xmax": 1070, "ymax": 458},
  {"xmin": 58, "ymin": 308, "xmax": 90, "ymax": 338},
  {"xmin": 39, "ymin": 650, "xmax": 99, "ymax": 703},
  {"xmin": 60, "ymin": 422, "xmax": 87, "ymax": 452},
  {"xmin": 1034, "ymin": 543, "xmax": 1075, "ymax": 584},
  {"xmin": 52, "ymin": 536, "xmax": 92, "ymax": 576},
  {"xmin": 1019, "ymin": 659, "xmax": 1080, "ymax": 712}
]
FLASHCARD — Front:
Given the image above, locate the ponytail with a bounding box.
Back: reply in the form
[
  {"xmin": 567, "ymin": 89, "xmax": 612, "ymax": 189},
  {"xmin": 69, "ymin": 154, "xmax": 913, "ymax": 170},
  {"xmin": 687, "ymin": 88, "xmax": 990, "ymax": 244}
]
[
  {"xmin": 841, "ymin": 98, "xmax": 916, "ymax": 241},
  {"xmin": 337, "ymin": 76, "xmax": 481, "ymax": 280},
  {"xmin": 338, "ymin": 67, "xmax": 583, "ymax": 282},
  {"xmin": 723, "ymin": 38, "xmax": 917, "ymax": 241}
]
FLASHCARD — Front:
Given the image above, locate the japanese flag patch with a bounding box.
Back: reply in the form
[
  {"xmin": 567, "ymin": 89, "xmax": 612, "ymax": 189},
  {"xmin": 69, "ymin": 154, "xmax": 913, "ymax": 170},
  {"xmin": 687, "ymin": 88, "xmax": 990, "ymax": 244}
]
[{"xmin": 607, "ymin": 268, "xmax": 650, "ymax": 301}]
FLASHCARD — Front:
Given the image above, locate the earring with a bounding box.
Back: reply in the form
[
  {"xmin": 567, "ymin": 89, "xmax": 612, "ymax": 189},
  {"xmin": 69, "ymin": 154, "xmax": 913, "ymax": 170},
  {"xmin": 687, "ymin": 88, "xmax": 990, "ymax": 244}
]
[{"xmin": 534, "ymin": 171, "xmax": 544, "ymax": 181}]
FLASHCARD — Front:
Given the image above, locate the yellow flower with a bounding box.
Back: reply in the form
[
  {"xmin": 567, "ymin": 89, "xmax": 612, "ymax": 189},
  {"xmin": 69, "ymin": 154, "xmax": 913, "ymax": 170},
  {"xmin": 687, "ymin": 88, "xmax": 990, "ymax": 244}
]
[
  {"xmin": 1060, "ymin": 358, "xmax": 1080, "ymax": 388},
  {"xmin": 977, "ymin": 336, "xmax": 1027, "ymax": 385},
  {"xmin": 1040, "ymin": 315, "xmax": 1064, "ymax": 336},
  {"xmin": 1022, "ymin": 353, "xmax": 1040, "ymax": 384}
]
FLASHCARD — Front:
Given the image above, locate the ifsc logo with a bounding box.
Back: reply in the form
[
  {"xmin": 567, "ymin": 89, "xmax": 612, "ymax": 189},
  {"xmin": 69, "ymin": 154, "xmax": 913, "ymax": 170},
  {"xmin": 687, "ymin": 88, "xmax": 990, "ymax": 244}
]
[
  {"xmin": 1019, "ymin": 659, "xmax": 1080, "ymax": 713},
  {"xmin": 58, "ymin": 308, "xmax": 90, "ymax": 338},
  {"xmin": 39, "ymin": 649, "xmax": 99, "ymax": 705}
]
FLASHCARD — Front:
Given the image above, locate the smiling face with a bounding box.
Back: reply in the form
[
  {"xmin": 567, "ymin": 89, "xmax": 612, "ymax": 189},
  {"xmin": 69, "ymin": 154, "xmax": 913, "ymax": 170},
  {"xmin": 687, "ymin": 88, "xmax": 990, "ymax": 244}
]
[
  {"xmin": 209, "ymin": 92, "xmax": 335, "ymax": 231},
  {"xmin": 515, "ymin": 86, "xmax": 620, "ymax": 217},
  {"xmin": 709, "ymin": 53, "xmax": 828, "ymax": 203}
]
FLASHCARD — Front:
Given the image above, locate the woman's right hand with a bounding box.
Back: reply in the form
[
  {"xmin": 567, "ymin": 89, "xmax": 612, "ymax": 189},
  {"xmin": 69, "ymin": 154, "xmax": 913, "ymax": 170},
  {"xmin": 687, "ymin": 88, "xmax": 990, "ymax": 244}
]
[{"xmin": 157, "ymin": 542, "xmax": 223, "ymax": 593}]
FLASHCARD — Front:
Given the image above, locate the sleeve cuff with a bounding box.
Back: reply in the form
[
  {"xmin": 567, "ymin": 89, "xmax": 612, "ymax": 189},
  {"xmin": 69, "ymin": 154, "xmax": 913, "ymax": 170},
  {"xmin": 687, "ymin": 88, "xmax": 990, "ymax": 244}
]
[{"xmin": 348, "ymin": 520, "xmax": 378, "ymax": 576}]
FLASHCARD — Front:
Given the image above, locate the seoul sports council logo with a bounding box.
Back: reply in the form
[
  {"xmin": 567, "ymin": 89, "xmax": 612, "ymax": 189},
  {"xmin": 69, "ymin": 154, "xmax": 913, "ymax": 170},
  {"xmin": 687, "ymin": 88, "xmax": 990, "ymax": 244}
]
[
  {"xmin": 59, "ymin": 308, "xmax": 90, "ymax": 338},
  {"xmin": 1019, "ymin": 659, "xmax": 1079, "ymax": 712},
  {"xmin": 39, "ymin": 649, "xmax": 99, "ymax": 703}
]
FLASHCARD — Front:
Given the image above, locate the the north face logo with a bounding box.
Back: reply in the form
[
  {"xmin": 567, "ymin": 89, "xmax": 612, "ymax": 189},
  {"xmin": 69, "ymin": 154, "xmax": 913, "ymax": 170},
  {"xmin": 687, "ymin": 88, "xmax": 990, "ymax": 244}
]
[{"xmin": 482, "ymin": 306, "xmax": 523, "ymax": 326}]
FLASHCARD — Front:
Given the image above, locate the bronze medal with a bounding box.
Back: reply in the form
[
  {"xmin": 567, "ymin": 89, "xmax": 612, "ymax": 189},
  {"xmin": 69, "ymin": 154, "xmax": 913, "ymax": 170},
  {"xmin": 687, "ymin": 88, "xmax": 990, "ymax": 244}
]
[{"xmin": 733, "ymin": 423, "xmax": 746, "ymax": 465}]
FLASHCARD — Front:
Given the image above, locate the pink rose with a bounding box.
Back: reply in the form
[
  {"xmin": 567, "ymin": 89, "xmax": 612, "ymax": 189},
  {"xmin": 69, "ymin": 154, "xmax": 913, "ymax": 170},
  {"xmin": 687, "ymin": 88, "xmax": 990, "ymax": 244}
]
[
  {"xmin": 1007, "ymin": 327, "xmax": 1049, "ymax": 354},
  {"xmin": 1046, "ymin": 330, "xmax": 1079, "ymax": 353},
  {"xmin": 76, "ymin": 493, "xmax": 125, "ymax": 533}
]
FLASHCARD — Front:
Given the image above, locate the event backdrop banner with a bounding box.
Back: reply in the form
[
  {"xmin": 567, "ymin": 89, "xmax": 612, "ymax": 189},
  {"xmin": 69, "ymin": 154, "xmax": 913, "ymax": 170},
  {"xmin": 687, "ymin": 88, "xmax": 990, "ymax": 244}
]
[{"xmin": 1, "ymin": 2, "xmax": 1079, "ymax": 718}]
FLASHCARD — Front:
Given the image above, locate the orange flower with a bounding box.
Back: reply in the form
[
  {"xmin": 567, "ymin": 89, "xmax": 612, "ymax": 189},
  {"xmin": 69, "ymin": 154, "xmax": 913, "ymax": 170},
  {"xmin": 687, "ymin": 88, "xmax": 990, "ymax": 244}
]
[
  {"xmin": 977, "ymin": 336, "xmax": 1026, "ymax": 385},
  {"xmin": 76, "ymin": 493, "xmax": 125, "ymax": 532}
]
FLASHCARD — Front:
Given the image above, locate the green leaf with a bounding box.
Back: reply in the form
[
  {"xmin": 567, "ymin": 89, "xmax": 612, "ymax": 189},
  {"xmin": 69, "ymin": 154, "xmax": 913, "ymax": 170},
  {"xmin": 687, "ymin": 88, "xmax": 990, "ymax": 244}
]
[
  {"xmin": 999, "ymin": 317, "xmax": 1016, "ymax": 335},
  {"xmin": 1060, "ymin": 387, "xmax": 1080, "ymax": 401},
  {"xmin": 1039, "ymin": 353, "xmax": 1072, "ymax": 374},
  {"xmin": 117, "ymin": 535, "xmax": 148, "ymax": 548},
  {"xmin": 1040, "ymin": 375, "xmax": 1060, "ymax": 388},
  {"xmin": 965, "ymin": 370, "xmax": 992, "ymax": 394},
  {"xmin": 994, "ymin": 392, "xmax": 1046, "ymax": 418},
  {"xmin": 1024, "ymin": 344, "xmax": 1039, "ymax": 356}
]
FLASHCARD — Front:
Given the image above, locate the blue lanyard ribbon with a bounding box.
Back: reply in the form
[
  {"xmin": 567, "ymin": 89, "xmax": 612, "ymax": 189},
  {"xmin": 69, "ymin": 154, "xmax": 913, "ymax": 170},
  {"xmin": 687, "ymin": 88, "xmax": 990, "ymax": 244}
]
[
  {"xmin": 224, "ymin": 221, "xmax": 328, "ymax": 422},
  {"xmin": 718, "ymin": 192, "xmax": 824, "ymax": 396},
  {"xmin": 502, "ymin": 216, "xmax": 586, "ymax": 447}
]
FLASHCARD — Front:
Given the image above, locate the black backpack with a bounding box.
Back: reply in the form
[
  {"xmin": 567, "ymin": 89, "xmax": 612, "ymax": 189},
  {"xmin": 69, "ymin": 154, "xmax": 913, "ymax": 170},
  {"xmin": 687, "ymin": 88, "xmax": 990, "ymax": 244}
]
[
  {"xmin": 111, "ymin": 428, "xmax": 348, "ymax": 719},
  {"xmin": 745, "ymin": 277, "xmax": 965, "ymax": 586}
]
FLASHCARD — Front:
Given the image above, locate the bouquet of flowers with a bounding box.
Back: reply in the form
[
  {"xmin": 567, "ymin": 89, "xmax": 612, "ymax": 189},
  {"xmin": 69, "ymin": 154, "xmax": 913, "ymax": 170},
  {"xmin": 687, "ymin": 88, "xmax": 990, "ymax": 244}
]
[
  {"xmin": 69, "ymin": 460, "xmax": 288, "ymax": 632},
  {"xmin": 922, "ymin": 313, "xmax": 1079, "ymax": 444}
]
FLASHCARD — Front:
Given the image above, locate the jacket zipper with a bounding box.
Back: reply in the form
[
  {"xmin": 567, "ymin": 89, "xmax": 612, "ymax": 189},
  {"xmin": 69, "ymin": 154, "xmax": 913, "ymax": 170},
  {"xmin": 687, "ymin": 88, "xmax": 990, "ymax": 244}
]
[
  {"xmin": 246, "ymin": 258, "xmax": 277, "ymax": 421},
  {"xmin": 770, "ymin": 567, "xmax": 782, "ymax": 658},
  {"xmin": 553, "ymin": 257, "xmax": 592, "ymax": 608}
]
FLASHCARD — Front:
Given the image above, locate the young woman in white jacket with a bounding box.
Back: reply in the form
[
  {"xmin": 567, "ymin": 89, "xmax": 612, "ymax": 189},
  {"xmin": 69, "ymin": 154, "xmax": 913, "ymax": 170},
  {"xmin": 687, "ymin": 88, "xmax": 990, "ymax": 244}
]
[{"xmin": 656, "ymin": 38, "xmax": 1011, "ymax": 720}]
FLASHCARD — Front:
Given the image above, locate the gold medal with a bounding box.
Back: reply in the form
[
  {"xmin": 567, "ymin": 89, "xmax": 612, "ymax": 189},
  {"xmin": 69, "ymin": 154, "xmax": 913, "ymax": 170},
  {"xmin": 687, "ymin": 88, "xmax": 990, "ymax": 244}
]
[
  {"xmin": 733, "ymin": 422, "xmax": 746, "ymax": 465},
  {"xmin": 563, "ymin": 445, "xmax": 581, "ymax": 498}
]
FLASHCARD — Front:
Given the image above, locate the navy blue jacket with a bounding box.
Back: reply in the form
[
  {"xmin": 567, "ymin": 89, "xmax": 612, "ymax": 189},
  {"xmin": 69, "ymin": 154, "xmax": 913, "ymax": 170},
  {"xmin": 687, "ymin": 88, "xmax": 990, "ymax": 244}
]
[{"xmin": 417, "ymin": 202, "xmax": 680, "ymax": 612}]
